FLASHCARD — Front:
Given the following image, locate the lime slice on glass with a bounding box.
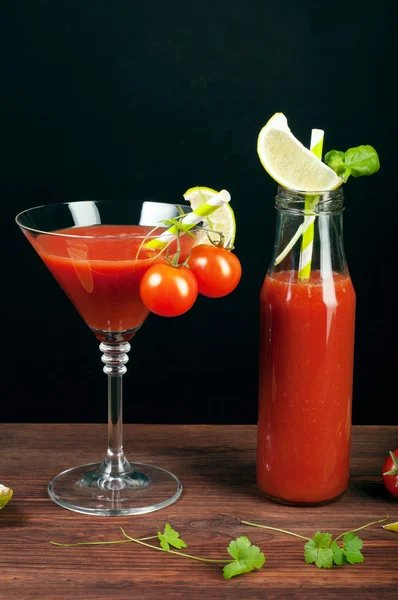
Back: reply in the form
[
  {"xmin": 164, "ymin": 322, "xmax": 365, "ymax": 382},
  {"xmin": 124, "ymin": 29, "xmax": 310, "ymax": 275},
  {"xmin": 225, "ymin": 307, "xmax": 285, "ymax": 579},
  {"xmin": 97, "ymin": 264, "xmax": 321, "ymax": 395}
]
[
  {"xmin": 0, "ymin": 484, "xmax": 13, "ymax": 509},
  {"xmin": 183, "ymin": 186, "xmax": 236, "ymax": 246},
  {"xmin": 257, "ymin": 113, "xmax": 343, "ymax": 191}
]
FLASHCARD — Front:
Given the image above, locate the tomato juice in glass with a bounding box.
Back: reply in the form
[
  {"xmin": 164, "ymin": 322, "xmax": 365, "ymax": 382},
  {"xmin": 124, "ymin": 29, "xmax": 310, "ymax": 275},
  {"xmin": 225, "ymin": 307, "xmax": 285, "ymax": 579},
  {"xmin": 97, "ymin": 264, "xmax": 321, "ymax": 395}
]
[
  {"xmin": 25, "ymin": 224, "xmax": 193, "ymax": 338},
  {"xmin": 257, "ymin": 188, "xmax": 356, "ymax": 505},
  {"xmin": 15, "ymin": 200, "xmax": 203, "ymax": 517}
]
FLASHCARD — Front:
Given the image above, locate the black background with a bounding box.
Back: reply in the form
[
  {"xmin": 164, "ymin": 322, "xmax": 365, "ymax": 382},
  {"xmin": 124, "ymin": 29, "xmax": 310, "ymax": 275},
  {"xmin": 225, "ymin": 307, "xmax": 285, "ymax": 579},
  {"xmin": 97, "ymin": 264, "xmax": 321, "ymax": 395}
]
[{"xmin": 2, "ymin": 2, "xmax": 397, "ymax": 425}]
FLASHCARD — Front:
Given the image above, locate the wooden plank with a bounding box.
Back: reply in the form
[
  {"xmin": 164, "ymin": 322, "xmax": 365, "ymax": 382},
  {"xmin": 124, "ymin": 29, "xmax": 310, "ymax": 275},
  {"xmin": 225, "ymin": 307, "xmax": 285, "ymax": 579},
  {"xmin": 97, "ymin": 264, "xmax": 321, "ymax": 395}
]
[{"xmin": 1, "ymin": 425, "xmax": 397, "ymax": 599}]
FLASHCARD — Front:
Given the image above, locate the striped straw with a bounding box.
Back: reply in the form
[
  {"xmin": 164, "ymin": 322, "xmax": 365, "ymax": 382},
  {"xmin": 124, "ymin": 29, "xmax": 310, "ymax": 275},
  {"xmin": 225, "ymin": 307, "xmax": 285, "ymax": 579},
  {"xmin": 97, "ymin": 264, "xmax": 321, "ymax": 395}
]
[
  {"xmin": 298, "ymin": 129, "xmax": 324, "ymax": 279},
  {"xmin": 145, "ymin": 189, "xmax": 231, "ymax": 250}
]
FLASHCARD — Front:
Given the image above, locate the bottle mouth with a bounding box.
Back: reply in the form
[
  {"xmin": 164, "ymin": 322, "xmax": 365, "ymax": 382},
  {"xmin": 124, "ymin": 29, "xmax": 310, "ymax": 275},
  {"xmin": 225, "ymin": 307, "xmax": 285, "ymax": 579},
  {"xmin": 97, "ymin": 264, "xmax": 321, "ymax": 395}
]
[{"xmin": 275, "ymin": 186, "xmax": 345, "ymax": 215}]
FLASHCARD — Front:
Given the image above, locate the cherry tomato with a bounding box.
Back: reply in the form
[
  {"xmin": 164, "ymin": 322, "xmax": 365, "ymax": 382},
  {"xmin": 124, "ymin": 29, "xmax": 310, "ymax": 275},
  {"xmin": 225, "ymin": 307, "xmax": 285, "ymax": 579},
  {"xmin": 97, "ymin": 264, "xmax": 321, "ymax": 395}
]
[
  {"xmin": 382, "ymin": 449, "xmax": 398, "ymax": 498},
  {"xmin": 188, "ymin": 244, "xmax": 242, "ymax": 298},
  {"xmin": 140, "ymin": 263, "xmax": 198, "ymax": 317}
]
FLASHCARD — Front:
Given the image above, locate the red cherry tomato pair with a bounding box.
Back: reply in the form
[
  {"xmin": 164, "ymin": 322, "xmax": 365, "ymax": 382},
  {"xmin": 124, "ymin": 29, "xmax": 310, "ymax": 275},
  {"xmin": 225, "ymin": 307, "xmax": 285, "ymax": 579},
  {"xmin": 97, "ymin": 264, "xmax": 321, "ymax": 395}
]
[{"xmin": 140, "ymin": 244, "xmax": 242, "ymax": 317}]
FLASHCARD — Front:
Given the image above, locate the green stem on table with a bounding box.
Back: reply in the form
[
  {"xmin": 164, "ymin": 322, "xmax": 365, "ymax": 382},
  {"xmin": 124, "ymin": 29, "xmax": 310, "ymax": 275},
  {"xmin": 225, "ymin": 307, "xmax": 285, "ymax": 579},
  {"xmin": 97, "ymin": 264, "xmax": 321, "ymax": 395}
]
[
  {"xmin": 51, "ymin": 529, "xmax": 231, "ymax": 564},
  {"xmin": 120, "ymin": 529, "xmax": 231, "ymax": 564},
  {"xmin": 332, "ymin": 516, "xmax": 389, "ymax": 543},
  {"xmin": 50, "ymin": 535, "xmax": 159, "ymax": 547},
  {"xmin": 240, "ymin": 520, "xmax": 310, "ymax": 541},
  {"xmin": 241, "ymin": 515, "xmax": 389, "ymax": 545}
]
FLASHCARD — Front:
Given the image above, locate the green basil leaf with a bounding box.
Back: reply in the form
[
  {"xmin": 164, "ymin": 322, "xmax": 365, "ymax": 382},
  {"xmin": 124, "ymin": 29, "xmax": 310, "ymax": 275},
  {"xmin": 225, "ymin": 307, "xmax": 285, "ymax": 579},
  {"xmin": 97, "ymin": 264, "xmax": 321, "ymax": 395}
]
[
  {"xmin": 344, "ymin": 145, "xmax": 380, "ymax": 178},
  {"xmin": 324, "ymin": 150, "xmax": 350, "ymax": 182},
  {"xmin": 325, "ymin": 145, "xmax": 380, "ymax": 183}
]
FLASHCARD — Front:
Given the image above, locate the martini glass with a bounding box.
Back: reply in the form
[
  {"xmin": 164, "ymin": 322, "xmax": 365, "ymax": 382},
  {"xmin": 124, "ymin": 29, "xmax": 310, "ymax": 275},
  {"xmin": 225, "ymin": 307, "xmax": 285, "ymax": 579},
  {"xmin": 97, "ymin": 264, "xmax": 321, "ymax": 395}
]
[{"xmin": 16, "ymin": 200, "xmax": 199, "ymax": 516}]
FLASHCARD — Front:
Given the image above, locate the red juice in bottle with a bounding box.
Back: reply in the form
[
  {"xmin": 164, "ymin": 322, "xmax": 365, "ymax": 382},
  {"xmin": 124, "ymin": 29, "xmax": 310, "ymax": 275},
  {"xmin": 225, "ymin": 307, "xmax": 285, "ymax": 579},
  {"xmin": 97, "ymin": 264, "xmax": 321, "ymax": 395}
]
[{"xmin": 257, "ymin": 187, "xmax": 356, "ymax": 505}]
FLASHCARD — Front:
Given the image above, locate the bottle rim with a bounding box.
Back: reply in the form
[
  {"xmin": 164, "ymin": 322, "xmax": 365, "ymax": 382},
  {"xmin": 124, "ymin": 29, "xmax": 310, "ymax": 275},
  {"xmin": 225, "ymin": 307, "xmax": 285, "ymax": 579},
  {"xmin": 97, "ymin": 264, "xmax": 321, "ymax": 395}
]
[{"xmin": 275, "ymin": 186, "xmax": 345, "ymax": 215}]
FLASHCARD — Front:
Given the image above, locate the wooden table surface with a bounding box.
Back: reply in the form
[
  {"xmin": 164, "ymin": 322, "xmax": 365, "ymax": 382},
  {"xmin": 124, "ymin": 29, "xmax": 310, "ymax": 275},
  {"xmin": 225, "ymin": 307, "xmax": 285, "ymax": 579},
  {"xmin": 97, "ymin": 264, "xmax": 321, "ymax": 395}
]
[{"xmin": 1, "ymin": 424, "xmax": 397, "ymax": 599}]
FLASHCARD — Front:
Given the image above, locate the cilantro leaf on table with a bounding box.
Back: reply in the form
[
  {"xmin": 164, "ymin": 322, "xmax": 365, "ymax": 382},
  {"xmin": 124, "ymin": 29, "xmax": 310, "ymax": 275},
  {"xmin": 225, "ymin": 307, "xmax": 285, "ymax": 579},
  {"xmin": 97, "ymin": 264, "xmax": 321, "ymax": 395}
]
[
  {"xmin": 331, "ymin": 541, "xmax": 345, "ymax": 565},
  {"xmin": 223, "ymin": 536, "xmax": 265, "ymax": 579},
  {"xmin": 51, "ymin": 515, "xmax": 384, "ymax": 578},
  {"xmin": 341, "ymin": 532, "xmax": 364, "ymax": 564},
  {"xmin": 305, "ymin": 530, "xmax": 364, "ymax": 568},
  {"xmin": 304, "ymin": 532, "xmax": 334, "ymax": 569},
  {"xmin": 331, "ymin": 533, "xmax": 364, "ymax": 565},
  {"xmin": 157, "ymin": 523, "xmax": 187, "ymax": 551}
]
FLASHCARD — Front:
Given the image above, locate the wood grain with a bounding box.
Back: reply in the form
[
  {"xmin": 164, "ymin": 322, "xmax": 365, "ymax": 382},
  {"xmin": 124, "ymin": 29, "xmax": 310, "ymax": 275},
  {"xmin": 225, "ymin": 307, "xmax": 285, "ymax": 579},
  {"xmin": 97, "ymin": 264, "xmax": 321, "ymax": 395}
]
[{"xmin": 1, "ymin": 425, "xmax": 397, "ymax": 599}]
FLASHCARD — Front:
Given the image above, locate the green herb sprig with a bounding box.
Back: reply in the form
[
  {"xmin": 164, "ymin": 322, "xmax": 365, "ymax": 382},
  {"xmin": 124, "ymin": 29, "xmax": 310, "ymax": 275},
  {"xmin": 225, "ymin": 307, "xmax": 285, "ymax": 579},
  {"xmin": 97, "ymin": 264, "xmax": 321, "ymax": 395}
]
[
  {"xmin": 325, "ymin": 145, "xmax": 380, "ymax": 182},
  {"xmin": 241, "ymin": 515, "xmax": 387, "ymax": 569},
  {"xmin": 51, "ymin": 523, "xmax": 265, "ymax": 580},
  {"xmin": 50, "ymin": 516, "xmax": 388, "ymax": 578}
]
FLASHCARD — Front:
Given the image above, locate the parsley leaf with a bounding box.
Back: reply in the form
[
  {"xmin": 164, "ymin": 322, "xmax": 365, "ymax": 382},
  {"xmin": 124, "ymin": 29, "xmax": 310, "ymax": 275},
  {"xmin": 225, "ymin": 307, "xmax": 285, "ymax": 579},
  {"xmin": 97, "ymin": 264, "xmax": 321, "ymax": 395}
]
[
  {"xmin": 305, "ymin": 530, "xmax": 364, "ymax": 568},
  {"xmin": 304, "ymin": 532, "xmax": 334, "ymax": 569},
  {"xmin": 331, "ymin": 540, "xmax": 345, "ymax": 565},
  {"xmin": 342, "ymin": 532, "xmax": 364, "ymax": 564},
  {"xmin": 223, "ymin": 536, "xmax": 265, "ymax": 580},
  {"xmin": 157, "ymin": 523, "xmax": 187, "ymax": 551}
]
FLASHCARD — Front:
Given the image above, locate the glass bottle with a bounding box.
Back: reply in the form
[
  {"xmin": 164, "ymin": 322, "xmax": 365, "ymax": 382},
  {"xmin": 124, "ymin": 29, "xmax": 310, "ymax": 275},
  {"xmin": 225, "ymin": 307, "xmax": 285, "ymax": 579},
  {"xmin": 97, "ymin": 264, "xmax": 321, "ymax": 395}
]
[{"xmin": 257, "ymin": 186, "xmax": 356, "ymax": 505}]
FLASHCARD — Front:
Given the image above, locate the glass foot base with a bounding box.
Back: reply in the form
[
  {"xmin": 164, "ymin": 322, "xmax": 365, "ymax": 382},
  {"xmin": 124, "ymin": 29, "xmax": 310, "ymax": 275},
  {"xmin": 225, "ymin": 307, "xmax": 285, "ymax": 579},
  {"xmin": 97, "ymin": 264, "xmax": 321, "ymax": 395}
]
[{"xmin": 48, "ymin": 462, "xmax": 183, "ymax": 516}]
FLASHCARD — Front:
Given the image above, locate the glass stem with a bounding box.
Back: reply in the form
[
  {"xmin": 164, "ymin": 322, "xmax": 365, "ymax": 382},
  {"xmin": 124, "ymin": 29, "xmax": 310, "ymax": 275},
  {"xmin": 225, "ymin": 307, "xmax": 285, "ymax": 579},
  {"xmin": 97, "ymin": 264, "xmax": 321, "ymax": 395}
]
[{"xmin": 99, "ymin": 341, "xmax": 132, "ymax": 476}]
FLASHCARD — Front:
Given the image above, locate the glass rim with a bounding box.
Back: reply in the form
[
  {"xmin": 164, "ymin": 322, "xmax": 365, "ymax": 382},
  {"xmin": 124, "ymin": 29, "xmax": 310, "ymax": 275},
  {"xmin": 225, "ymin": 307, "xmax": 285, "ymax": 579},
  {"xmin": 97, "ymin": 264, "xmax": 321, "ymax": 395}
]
[
  {"xmin": 15, "ymin": 199, "xmax": 195, "ymax": 240},
  {"xmin": 276, "ymin": 185, "xmax": 345, "ymax": 197}
]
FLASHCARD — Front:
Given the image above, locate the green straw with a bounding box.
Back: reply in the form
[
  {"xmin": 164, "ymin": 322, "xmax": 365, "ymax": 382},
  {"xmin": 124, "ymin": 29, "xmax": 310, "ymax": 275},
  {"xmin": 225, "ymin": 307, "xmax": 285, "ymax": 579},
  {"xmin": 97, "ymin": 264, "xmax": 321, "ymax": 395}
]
[
  {"xmin": 298, "ymin": 129, "xmax": 324, "ymax": 279},
  {"xmin": 145, "ymin": 189, "xmax": 231, "ymax": 250}
]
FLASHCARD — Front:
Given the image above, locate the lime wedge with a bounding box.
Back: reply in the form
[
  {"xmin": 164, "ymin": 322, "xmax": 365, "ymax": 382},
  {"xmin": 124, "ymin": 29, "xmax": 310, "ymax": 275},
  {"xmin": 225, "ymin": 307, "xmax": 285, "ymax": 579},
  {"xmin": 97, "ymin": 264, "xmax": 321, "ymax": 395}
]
[
  {"xmin": 183, "ymin": 186, "xmax": 236, "ymax": 246},
  {"xmin": 382, "ymin": 521, "xmax": 398, "ymax": 532},
  {"xmin": 257, "ymin": 113, "xmax": 343, "ymax": 192},
  {"xmin": 0, "ymin": 484, "xmax": 13, "ymax": 509}
]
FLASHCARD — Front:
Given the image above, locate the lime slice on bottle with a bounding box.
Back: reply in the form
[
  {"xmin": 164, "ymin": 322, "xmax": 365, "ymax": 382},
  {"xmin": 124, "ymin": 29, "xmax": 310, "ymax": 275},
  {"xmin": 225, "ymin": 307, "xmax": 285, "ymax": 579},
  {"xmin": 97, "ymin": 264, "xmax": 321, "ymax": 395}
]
[
  {"xmin": 183, "ymin": 186, "xmax": 236, "ymax": 246},
  {"xmin": 0, "ymin": 484, "xmax": 13, "ymax": 509},
  {"xmin": 257, "ymin": 112, "xmax": 343, "ymax": 191}
]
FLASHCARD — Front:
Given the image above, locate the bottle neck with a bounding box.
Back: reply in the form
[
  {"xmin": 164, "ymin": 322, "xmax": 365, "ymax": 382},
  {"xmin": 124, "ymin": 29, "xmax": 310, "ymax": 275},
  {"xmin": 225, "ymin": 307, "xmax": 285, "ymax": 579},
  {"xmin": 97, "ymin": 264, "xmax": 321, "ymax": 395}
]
[
  {"xmin": 275, "ymin": 187, "xmax": 345, "ymax": 214},
  {"xmin": 270, "ymin": 188, "xmax": 348, "ymax": 278}
]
